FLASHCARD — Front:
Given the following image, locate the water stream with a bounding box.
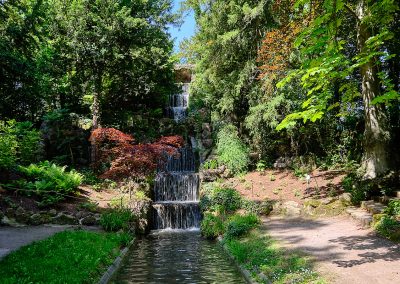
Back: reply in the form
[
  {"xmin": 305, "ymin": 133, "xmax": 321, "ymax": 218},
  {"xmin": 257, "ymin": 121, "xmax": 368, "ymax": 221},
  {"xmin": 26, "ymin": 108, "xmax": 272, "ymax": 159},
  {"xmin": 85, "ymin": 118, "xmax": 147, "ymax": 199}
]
[
  {"xmin": 112, "ymin": 231, "xmax": 246, "ymax": 284},
  {"xmin": 113, "ymin": 82, "xmax": 245, "ymax": 283}
]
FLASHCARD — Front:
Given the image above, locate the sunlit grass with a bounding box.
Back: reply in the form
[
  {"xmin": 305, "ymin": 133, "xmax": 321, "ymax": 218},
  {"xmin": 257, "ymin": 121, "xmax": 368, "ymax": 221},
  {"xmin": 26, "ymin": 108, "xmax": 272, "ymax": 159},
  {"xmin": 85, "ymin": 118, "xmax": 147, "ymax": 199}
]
[
  {"xmin": 0, "ymin": 230, "xmax": 130, "ymax": 283},
  {"xmin": 224, "ymin": 230, "xmax": 326, "ymax": 284}
]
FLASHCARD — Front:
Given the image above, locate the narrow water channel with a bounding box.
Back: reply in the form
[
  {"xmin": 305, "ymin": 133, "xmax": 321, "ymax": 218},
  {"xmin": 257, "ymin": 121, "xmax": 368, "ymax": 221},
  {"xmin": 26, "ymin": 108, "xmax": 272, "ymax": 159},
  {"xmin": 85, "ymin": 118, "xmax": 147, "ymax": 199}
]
[{"xmin": 112, "ymin": 231, "xmax": 246, "ymax": 284}]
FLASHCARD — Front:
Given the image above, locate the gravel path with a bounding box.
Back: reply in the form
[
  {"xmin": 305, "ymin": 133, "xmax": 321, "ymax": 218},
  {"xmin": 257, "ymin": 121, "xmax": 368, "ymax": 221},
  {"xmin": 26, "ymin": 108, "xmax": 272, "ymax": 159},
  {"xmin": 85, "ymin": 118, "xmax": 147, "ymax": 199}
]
[
  {"xmin": 0, "ymin": 225, "xmax": 72, "ymax": 259},
  {"xmin": 262, "ymin": 216, "xmax": 400, "ymax": 284}
]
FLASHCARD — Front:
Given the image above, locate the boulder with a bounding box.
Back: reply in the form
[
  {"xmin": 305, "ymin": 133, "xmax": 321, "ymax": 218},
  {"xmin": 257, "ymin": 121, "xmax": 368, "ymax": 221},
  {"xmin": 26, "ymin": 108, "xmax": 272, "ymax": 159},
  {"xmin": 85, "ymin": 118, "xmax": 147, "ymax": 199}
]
[
  {"xmin": 282, "ymin": 201, "xmax": 301, "ymax": 216},
  {"xmin": 339, "ymin": 192, "xmax": 352, "ymax": 204},
  {"xmin": 202, "ymin": 123, "xmax": 212, "ymax": 132},
  {"xmin": 29, "ymin": 213, "xmax": 43, "ymax": 226},
  {"xmin": 48, "ymin": 209, "xmax": 57, "ymax": 217},
  {"xmin": 39, "ymin": 213, "xmax": 52, "ymax": 224},
  {"xmin": 14, "ymin": 207, "xmax": 29, "ymax": 224},
  {"xmin": 51, "ymin": 213, "xmax": 78, "ymax": 225},
  {"xmin": 222, "ymin": 168, "xmax": 233, "ymax": 179},
  {"xmin": 321, "ymin": 197, "xmax": 337, "ymax": 205},
  {"xmin": 202, "ymin": 139, "xmax": 213, "ymax": 149},
  {"xmin": 127, "ymin": 200, "xmax": 150, "ymax": 234},
  {"xmin": 5, "ymin": 208, "xmax": 15, "ymax": 218},
  {"xmin": 80, "ymin": 214, "xmax": 98, "ymax": 226},
  {"xmin": 1, "ymin": 216, "xmax": 25, "ymax": 227},
  {"xmin": 273, "ymin": 157, "xmax": 293, "ymax": 169},
  {"xmin": 201, "ymin": 130, "xmax": 212, "ymax": 140},
  {"xmin": 75, "ymin": 211, "xmax": 90, "ymax": 219}
]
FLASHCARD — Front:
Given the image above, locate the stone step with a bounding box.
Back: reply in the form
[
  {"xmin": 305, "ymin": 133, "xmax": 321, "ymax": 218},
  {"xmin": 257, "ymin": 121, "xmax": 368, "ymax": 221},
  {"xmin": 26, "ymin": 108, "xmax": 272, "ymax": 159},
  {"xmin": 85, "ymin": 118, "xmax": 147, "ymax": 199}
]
[
  {"xmin": 371, "ymin": 195, "xmax": 400, "ymax": 204},
  {"xmin": 361, "ymin": 200, "xmax": 387, "ymax": 214},
  {"xmin": 345, "ymin": 206, "xmax": 373, "ymax": 228}
]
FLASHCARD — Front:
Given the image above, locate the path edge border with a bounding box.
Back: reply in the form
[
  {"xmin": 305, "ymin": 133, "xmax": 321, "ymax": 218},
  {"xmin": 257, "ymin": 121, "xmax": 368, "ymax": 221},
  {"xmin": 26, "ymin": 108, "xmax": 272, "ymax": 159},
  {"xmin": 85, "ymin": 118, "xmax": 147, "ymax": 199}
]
[{"xmin": 98, "ymin": 239, "xmax": 135, "ymax": 284}]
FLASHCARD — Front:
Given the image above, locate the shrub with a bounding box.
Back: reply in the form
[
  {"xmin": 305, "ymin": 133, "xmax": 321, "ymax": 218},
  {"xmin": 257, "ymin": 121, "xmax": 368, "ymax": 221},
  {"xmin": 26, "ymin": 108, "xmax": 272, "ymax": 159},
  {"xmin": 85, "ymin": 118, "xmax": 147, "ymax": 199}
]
[
  {"xmin": 224, "ymin": 213, "xmax": 260, "ymax": 239},
  {"xmin": 0, "ymin": 120, "xmax": 41, "ymax": 170},
  {"xmin": 374, "ymin": 215, "xmax": 400, "ymax": 241},
  {"xmin": 211, "ymin": 187, "xmax": 242, "ymax": 213},
  {"xmin": 14, "ymin": 121, "xmax": 41, "ymax": 165},
  {"xmin": 15, "ymin": 161, "xmax": 83, "ymax": 206},
  {"xmin": 0, "ymin": 121, "xmax": 18, "ymax": 170},
  {"xmin": 216, "ymin": 124, "xmax": 249, "ymax": 175},
  {"xmin": 241, "ymin": 199, "xmax": 273, "ymax": 215},
  {"xmin": 201, "ymin": 159, "xmax": 219, "ymax": 170},
  {"xmin": 100, "ymin": 208, "xmax": 136, "ymax": 232},
  {"xmin": 42, "ymin": 109, "xmax": 90, "ymax": 165},
  {"xmin": 200, "ymin": 213, "xmax": 225, "ymax": 239},
  {"xmin": 256, "ymin": 160, "xmax": 267, "ymax": 172},
  {"xmin": 385, "ymin": 200, "xmax": 400, "ymax": 216},
  {"xmin": 342, "ymin": 173, "xmax": 370, "ymax": 205}
]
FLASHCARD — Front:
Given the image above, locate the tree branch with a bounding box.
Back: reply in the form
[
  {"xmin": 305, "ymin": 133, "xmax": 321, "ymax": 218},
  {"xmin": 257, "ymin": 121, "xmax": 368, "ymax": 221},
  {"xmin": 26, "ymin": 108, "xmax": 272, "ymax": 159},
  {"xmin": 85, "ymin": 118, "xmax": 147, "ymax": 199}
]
[{"xmin": 344, "ymin": 4, "xmax": 359, "ymax": 22}]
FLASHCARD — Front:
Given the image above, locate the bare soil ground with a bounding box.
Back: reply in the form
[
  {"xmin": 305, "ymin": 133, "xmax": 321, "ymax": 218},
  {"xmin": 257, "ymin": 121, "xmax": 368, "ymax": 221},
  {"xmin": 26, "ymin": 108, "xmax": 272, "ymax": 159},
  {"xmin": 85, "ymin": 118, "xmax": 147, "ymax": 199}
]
[
  {"xmin": 263, "ymin": 216, "xmax": 400, "ymax": 284},
  {"xmin": 224, "ymin": 169, "xmax": 346, "ymax": 204}
]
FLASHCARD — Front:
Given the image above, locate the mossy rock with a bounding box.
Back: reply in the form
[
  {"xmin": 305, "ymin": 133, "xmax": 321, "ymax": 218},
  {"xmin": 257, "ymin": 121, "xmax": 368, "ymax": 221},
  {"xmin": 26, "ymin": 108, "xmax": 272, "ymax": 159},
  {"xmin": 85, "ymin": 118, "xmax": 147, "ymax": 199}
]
[
  {"xmin": 303, "ymin": 200, "xmax": 345, "ymax": 217},
  {"xmin": 304, "ymin": 200, "xmax": 322, "ymax": 208},
  {"xmin": 373, "ymin": 213, "xmax": 388, "ymax": 224}
]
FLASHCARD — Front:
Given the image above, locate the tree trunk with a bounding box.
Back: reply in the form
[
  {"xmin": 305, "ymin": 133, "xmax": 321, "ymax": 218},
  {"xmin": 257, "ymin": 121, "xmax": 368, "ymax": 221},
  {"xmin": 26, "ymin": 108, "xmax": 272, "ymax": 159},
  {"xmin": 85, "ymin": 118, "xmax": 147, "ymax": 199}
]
[
  {"xmin": 356, "ymin": 0, "xmax": 390, "ymax": 179},
  {"xmin": 90, "ymin": 75, "xmax": 101, "ymax": 164},
  {"xmin": 92, "ymin": 76, "xmax": 101, "ymax": 129}
]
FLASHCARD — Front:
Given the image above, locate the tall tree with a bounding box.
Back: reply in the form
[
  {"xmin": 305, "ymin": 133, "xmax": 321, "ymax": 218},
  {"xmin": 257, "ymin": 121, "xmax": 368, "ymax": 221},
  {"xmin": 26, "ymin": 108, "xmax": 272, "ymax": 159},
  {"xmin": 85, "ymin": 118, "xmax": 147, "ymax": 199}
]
[
  {"xmin": 271, "ymin": 0, "xmax": 399, "ymax": 178},
  {"xmin": 183, "ymin": 0, "xmax": 273, "ymax": 132}
]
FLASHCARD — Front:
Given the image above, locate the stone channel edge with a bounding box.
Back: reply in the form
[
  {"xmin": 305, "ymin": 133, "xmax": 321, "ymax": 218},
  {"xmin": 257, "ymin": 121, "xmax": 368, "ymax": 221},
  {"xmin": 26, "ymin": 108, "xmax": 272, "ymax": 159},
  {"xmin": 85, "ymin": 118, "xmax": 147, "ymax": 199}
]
[{"xmin": 98, "ymin": 239, "xmax": 135, "ymax": 284}]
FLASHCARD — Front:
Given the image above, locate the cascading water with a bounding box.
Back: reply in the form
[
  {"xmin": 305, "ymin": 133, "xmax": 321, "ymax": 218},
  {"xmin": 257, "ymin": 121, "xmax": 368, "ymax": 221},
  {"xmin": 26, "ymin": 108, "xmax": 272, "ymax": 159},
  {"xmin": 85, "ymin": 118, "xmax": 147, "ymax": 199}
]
[
  {"xmin": 166, "ymin": 83, "xmax": 190, "ymax": 122},
  {"xmin": 152, "ymin": 83, "xmax": 201, "ymax": 230},
  {"xmin": 113, "ymin": 70, "xmax": 246, "ymax": 283}
]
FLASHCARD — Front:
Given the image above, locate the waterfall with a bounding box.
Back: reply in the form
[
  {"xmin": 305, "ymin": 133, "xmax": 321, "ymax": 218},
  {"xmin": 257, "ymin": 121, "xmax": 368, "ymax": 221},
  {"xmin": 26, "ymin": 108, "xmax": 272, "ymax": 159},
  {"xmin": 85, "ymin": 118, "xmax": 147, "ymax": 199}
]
[
  {"xmin": 152, "ymin": 83, "xmax": 200, "ymax": 230},
  {"xmin": 166, "ymin": 83, "xmax": 190, "ymax": 122}
]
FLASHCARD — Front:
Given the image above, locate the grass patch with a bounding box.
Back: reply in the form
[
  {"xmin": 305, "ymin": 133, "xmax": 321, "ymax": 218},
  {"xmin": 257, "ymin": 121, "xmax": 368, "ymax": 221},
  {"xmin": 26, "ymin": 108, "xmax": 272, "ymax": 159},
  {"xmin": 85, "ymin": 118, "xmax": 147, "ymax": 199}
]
[
  {"xmin": 224, "ymin": 231, "xmax": 325, "ymax": 284},
  {"xmin": 0, "ymin": 230, "xmax": 132, "ymax": 283}
]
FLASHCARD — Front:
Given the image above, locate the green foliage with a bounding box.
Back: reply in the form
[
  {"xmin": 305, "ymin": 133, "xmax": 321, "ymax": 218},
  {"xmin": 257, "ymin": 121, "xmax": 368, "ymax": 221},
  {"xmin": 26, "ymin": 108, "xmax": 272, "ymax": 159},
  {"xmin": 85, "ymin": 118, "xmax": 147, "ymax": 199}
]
[
  {"xmin": 0, "ymin": 230, "xmax": 130, "ymax": 284},
  {"xmin": 80, "ymin": 168, "xmax": 102, "ymax": 185},
  {"xmin": 0, "ymin": 121, "xmax": 18, "ymax": 170},
  {"xmin": 200, "ymin": 213, "xmax": 225, "ymax": 239},
  {"xmin": 41, "ymin": 109, "xmax": 90, "ymax": 165},
  {"xmin": 15, "ymin": 121, "xmax": 42, "ymax": 165},
  {"xmin": 224, "ymin": 213, "xmax": 259, "ymax": 239},
  {"xmin": 241, "ymin": 199, "xmax": 273, "ymax": 215},
  {"xmin": 374, "ymin": 215, "xmax": 400, "ymax": 241},
  {"xmin": 100, "ymin": 208, "xmax": 136, "ymax": 232},
  {"xmin": 216, "ymin": 124, "xmax": 250, "ymax": 174},
  {"xmin": 14, "ymin": 161, "xmax": 83, "ymax": 206},
  {"xmin": 201, "ymin": 159, "xmax": 219, "ymax": 170},
  {"xmin": 0, "ymin": 0, "xmax": 177, "ymax": 128},
  {"xmin": 208, "ymin": 187, "xmax": 242, "ymax": 213},
  {"xmin": 0, "ymin": 120, "xmax": 41, "ymax": 170},
  {"xmin": 224, "ymin": 232, "xmax": 324, "ymax": 283},
  {"xmin": 385, "ymin": 200, "xmax": 400, "ymax": 216},
  {"xmin": 342, "ymin": 173, "xmax": 371, "ymax": 205},
  {"xmin": 256, "ymin": 160, "xmax": 267, "ymax": 172}
]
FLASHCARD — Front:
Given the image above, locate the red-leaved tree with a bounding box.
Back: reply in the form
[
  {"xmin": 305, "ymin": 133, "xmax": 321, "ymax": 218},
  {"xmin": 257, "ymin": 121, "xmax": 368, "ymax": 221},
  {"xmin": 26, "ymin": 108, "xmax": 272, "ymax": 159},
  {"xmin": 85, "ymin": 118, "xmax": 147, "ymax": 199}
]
[{"xmin": 89, "ymin": 128, "xmax": 185, "ymax": 180}]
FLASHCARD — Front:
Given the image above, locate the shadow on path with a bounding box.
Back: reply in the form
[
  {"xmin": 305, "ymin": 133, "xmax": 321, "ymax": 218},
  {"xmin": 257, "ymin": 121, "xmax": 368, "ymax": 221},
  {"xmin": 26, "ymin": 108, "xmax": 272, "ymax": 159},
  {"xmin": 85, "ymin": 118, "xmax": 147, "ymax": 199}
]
[{"xmin": 263, "ymin": 215, "xmax": 400, "ymax": 284}]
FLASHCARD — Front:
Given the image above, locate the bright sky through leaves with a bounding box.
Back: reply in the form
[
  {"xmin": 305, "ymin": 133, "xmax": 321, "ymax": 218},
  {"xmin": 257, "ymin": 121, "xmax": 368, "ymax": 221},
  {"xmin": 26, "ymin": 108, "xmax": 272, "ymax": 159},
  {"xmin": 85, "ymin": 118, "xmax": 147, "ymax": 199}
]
[{"xmin": 168, "ymin": 0, "xmax": 195, "ymax": 52}]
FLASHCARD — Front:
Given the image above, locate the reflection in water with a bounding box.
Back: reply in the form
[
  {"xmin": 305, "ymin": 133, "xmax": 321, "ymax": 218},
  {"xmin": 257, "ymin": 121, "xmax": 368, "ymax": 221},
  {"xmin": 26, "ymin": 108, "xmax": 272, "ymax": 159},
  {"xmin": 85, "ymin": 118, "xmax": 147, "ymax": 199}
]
[{"xmin": 112, "ymin": 231, "xmax": 246, "ymax": 284}]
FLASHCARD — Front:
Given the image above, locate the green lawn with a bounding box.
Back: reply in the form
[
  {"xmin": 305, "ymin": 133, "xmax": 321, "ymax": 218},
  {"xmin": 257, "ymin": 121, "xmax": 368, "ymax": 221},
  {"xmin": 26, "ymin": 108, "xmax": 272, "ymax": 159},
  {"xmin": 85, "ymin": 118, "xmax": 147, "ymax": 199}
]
[
  {"xmin": 0, "ymin": 230, "xmax": 130, "ymax": 284},
  {"xmin": 224, "ymin": 230, "xmax": 326, "ymax": 284}
]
